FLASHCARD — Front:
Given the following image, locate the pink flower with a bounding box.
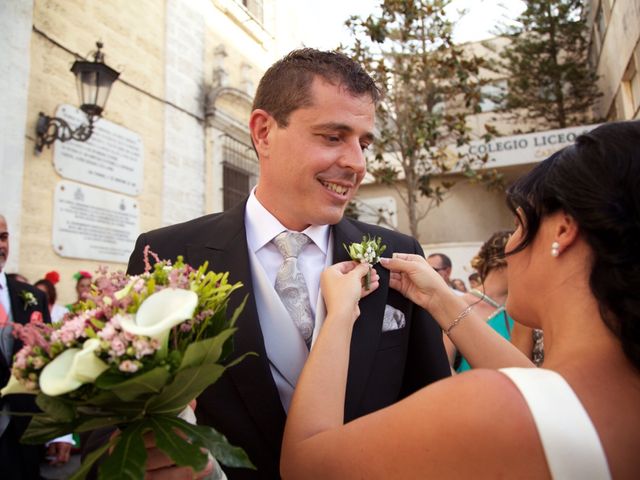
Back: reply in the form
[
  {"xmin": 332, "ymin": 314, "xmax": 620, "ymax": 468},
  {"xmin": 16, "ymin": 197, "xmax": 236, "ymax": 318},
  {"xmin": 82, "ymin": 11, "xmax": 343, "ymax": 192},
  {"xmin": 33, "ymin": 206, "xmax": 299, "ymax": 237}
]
[
  {"xmin": 31, "ymin": 356, "xmax": 45, "ymax": 369},
  {"xmin": 118, "ymin": 360, "xmax": 140, "ymax": 373},
  {"xmin": 132, "ymin": 338, "xmax": 157, "ymax": 359},
  {"xmin": 13, "ymin": 346, "xmax": 32, "ymax": 370},
  {"xmin": 110, "ymin": 337, "xmax": 126, "ymax": 357},
  {"xmin": 133, "ymin": 278, "xmax": 145, "ymax": 293},
  {"xmin": 98, "ymin": 322, "xmax": 117, "ymax": 342}
]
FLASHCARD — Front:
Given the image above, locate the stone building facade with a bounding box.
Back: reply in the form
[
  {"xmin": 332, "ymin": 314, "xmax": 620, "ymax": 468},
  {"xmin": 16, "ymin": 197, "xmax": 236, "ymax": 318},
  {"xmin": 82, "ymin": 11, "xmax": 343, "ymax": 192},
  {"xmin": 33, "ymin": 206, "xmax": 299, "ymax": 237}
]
[{"xmin": 1, "ymin": 0, "xmax": 301, "ymax": 303}]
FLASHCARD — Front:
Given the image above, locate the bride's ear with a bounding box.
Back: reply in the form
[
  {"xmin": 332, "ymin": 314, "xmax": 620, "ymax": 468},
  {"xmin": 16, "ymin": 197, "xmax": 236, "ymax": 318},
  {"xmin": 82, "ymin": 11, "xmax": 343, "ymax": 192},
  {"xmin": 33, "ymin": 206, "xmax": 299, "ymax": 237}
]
[{"xmin": 551, "ymin": 210, "xmax": 580, "ymax": 255}]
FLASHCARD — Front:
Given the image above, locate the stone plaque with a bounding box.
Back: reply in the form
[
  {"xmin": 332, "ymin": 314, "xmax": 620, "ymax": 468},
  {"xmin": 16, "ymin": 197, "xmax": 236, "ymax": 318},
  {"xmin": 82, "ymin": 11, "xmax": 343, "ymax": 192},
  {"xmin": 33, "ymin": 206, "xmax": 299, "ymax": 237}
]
[
  {"xmin": 52, "ymin": 104, "xmax": 144, "ymax": 195},
  {"xmin": 52, "ymin": 180, "xmax": 139, "ymax": 263}
]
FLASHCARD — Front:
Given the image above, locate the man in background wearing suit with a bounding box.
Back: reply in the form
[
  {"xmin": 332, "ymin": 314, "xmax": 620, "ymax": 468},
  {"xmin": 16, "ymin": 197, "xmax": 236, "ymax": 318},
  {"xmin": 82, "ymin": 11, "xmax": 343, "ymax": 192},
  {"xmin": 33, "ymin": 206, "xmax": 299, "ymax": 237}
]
[
  {"xmin": 128, "ymin": 49, "xmax": 451, "ymax": 479},
  {"xmin": 0, "ymin": 214, "xmax": 54, "ymax": 478}
]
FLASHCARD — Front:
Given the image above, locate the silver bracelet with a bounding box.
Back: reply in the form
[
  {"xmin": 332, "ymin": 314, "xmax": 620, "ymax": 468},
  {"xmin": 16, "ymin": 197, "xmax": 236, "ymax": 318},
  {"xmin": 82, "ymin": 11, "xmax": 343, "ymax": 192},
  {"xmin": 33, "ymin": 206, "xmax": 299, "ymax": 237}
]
[{"xmin": 443, "ymin": 304, "xmax": 473, "ymax": 335}]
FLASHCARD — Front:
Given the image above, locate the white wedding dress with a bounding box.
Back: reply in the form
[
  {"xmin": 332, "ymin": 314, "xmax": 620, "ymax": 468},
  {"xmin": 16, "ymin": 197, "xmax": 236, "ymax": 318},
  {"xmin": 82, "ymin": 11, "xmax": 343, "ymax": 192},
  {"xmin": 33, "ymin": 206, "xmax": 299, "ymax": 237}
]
[{"xmin": 500, "ymin": 368, "xmax": 611, "ymax": 479}]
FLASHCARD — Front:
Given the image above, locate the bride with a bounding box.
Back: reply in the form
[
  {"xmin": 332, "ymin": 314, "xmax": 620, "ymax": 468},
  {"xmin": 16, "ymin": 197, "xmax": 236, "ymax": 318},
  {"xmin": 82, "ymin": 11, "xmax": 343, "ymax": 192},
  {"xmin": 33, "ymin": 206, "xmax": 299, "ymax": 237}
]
[{"xmin": 280, "ymin": 121, "xmax": 640, "ymax": 479}]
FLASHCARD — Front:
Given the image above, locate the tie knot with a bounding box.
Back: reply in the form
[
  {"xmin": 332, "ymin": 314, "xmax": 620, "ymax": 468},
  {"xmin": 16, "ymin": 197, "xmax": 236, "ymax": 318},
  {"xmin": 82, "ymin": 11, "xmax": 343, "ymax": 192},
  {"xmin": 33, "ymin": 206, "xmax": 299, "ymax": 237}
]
[{"xmin": 273, "ymin": 232, "xmax": 310, "ymax": 259}]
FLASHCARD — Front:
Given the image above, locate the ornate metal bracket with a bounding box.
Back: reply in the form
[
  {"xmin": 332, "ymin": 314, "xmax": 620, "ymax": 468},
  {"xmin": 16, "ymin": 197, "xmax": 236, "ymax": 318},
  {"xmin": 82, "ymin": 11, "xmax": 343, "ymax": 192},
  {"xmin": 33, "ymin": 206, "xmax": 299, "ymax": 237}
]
[{"xmin": 35, "ymin": 112, "xmax": 96, "ymax": 153}]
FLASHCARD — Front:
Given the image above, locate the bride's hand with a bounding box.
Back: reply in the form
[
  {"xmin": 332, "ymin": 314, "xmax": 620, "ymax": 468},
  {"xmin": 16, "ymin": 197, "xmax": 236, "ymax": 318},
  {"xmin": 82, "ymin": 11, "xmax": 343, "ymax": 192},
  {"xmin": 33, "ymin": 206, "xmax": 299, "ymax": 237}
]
[
  {"xmin": 380, "ymin": 253, "xmax": 451, "ymax": 311},
  {"xmin": 321, "ymin": 262, "xmax": 379, "ymax": 324}
]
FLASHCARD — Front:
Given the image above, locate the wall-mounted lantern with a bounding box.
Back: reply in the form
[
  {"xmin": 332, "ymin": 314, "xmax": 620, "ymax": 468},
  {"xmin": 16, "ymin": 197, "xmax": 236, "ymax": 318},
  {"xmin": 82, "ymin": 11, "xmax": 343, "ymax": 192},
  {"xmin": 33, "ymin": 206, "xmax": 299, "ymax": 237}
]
[{"xmin": 35, "ymin": 42, "xmax": 120, "ymax": 153}]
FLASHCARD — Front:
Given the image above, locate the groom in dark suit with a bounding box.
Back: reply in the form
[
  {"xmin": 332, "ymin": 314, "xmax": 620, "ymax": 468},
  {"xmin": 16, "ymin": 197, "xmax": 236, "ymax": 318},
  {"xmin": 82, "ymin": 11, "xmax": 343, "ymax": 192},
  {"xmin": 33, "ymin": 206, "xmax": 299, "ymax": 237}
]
[
  {"xmin": 129, "ymin": 49, "xmax": 451, "ymax": 479},
  {"xmin": 0, "ymin": 215, "xmax": 51, "ymax": 479}
]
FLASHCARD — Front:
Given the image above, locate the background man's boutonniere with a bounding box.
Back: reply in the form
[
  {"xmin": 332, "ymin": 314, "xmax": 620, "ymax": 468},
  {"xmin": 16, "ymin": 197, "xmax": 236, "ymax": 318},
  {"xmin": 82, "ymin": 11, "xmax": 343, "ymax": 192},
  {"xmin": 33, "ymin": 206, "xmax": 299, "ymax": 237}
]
[
  {"xmin": 344, "ymin": 235, "xmax": 387, "ymax": 290},
  {"xmin": 19, "ymin": 290, "xmax": 38, "ymax": 310}
]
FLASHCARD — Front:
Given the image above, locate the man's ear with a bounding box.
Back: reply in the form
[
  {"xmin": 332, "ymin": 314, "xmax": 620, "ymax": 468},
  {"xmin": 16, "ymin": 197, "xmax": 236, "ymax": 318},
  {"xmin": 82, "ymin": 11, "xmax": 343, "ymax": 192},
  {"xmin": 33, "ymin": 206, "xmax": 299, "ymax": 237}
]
[{"xmin": 249, "ymin": 109, "xmax": 274, "ymax": 158}]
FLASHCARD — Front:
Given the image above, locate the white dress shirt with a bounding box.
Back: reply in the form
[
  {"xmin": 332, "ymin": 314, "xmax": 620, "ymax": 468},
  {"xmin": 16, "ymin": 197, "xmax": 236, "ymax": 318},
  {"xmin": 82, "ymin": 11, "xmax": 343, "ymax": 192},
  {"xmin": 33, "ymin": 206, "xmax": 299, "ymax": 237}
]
[
  {"xmin": 244, "ymin": 189, "xmax": 332, "ymax": 411},
  {"xmin": 0, "ymin": 271, "xmax": 11, "ymax": 321},
  {"xmin": 244, "ymin": 190, "xmax": 330, "ymax": 314}
]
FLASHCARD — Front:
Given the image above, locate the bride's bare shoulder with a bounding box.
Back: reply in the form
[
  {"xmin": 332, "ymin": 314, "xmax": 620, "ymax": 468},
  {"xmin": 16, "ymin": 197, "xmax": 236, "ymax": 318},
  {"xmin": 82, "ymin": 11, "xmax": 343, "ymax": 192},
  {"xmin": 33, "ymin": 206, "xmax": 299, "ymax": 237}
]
[
  {"xmin": 285, "ymin": 370, "xmax": 551, "ymax": 479},
  {"xmin": 373, "ymin": 369, "xmax": 550, "ymax": 478}
]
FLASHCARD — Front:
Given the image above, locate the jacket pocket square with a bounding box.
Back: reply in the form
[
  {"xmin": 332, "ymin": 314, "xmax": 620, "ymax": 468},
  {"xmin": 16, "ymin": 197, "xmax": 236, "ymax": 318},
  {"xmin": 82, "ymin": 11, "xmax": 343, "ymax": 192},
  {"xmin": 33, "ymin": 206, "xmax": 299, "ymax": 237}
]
[{"xmin": 382, "ymin": 305, "xmax": 406, "ymax": 332}]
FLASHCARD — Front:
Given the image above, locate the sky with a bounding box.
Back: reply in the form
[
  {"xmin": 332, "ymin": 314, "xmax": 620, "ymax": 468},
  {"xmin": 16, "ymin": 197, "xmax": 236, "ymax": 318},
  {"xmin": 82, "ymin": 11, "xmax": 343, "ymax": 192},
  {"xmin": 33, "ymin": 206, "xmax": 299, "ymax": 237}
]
[{"xmin": 297, "ymin": 0, "xmax": 527, "ymax": 49}]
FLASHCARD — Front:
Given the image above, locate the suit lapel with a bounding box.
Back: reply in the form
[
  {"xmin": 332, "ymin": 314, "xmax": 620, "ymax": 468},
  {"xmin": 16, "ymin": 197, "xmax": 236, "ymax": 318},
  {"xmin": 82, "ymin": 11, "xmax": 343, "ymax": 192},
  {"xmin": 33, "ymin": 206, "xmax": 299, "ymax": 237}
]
[
  {"xmin": 7, "ymin": 278, "xmax": 29, "ymax": 326},
  {"xmin": 332, "ymin": 220, "xmax": 390, "ymax": 418},
  {"xmin": 184, "ymin": 202, "xmax": 286, "ymax": 448}
]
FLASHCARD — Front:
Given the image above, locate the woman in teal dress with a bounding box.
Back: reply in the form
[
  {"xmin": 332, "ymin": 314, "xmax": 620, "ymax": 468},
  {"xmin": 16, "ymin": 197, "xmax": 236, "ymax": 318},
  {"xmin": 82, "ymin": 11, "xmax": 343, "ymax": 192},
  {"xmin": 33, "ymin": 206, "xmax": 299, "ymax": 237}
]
[{"xmin": 453, "ymin": 230, "xmax": 514, "ymax": 372}]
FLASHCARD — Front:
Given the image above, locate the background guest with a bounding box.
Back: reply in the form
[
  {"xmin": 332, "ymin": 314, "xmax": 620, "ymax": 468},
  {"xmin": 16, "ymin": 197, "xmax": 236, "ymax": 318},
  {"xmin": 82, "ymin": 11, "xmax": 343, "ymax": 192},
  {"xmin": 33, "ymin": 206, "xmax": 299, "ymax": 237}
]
[
  {"xmin": 427, "ymin": 253, "xmax": 463, "ymax": 296},
  {"xmin": 468, "ymin": 272, "xmax": 481, "ymax": 289},
  {"xmin": 455, "ymin": 230, "xmax": 513, "ymax": 372},
  {"xmin": 68, "ymin": 271, "xmax": 92, "ymax": 312},
  {"xmin": 35, "ymin": 273, "xmax": 68, "ymax": 324},
  {"xmin": 450, "ymin": 278, "xmax": 467, "ymax": 293},
  {"xmin": 0, "ymin": 214, "xmax": 58, "ymax": 477}
]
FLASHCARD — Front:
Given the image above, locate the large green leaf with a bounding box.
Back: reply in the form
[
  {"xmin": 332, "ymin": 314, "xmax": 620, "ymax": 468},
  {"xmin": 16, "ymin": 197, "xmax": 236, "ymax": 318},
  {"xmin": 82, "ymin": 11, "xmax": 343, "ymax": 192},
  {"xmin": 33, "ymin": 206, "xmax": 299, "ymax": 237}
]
[
  {"xmin": 97, "ymin": 366, "xmax": 172, "ymax": 402},
  {"xmin": 145, "ymin": 364, "xmax": 225, "ymax": 415},
  {"xmin": 94, "ymin": 370, "xmax": 129, "ymax": 389},
  {"xmin": 72, "ymin": 414, "xmax": 130, "ymax": 433},
  {"xmin": 153, "ymin": 415, "xmax": 255, "ymax": 469},
  {"xmin": 229, "ymin": 294, "xmax": 249, "ymax": 327},
  {"xmin": 21, "ymin": 416, "xmax": 73, "ymax": 444},
  {"xmin": 68, "ymin": 437, "xmax": 113, "ymax": 480},
  {"xmin": 98, "ymin": 420, "xmax": 149, "ymax": 480},
  {"xmin": 179, "ymin": 328, "xmax": 236, "ymax": 369},
  {"xmin": 81, "ymin": 389, "xmax": 120, "ymax": 407},
  {"xmin": 36, "ymin": 393, "xmax": 76, "ymax": 422},
  {"xmin": 148, "ymin": 416, "xmax": 209, "ymax": 471}
]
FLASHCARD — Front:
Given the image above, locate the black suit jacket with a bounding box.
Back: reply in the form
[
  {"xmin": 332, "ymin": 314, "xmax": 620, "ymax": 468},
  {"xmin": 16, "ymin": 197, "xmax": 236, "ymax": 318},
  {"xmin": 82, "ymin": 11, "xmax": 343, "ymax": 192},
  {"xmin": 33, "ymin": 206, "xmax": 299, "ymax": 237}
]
[
  {"xmin": 125, "ymin": 201, "xmax": 450, "ymax": 479},
  {"xmin": 0, "ymin": 276, "xmax": 50, "ymax": 479}
]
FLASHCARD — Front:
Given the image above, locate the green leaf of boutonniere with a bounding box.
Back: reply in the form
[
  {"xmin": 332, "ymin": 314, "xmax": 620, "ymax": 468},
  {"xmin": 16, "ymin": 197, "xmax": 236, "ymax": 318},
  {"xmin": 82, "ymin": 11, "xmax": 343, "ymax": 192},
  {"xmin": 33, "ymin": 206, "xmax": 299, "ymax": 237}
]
[{"xmin": 343, "ymin": 235, "xmax": 387, "ymax": 290}]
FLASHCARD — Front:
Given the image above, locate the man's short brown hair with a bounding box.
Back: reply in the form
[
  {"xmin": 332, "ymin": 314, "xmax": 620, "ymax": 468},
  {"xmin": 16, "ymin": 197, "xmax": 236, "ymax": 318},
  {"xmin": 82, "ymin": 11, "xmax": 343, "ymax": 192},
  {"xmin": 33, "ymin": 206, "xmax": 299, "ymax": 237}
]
[{"xmin": 252, "ymin": 48, "xmax": 380, "ymax": 127}]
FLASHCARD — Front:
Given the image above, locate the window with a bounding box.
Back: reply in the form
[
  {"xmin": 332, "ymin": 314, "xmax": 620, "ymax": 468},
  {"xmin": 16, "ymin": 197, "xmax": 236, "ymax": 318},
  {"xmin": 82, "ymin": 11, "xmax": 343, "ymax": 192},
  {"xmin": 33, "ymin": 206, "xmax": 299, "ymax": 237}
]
[
  {"xmin": 223, "ymin": 165, "xmax": 251, "ymax": 210},
  {"xmin": 221, "ymin": 135, "xmax": 258, "ymax": 210}
]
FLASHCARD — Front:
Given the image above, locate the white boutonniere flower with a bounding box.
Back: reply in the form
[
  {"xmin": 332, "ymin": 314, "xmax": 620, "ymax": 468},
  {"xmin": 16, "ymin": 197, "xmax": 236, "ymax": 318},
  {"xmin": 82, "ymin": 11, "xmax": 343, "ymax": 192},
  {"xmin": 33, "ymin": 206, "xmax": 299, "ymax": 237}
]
[
  {"xmin": 19, "ymin": 290, "xmax": 38, "ymax": 310},
  {"xmin": 344, "ymin": 235, "xmax": 387, "ymax": 290}
]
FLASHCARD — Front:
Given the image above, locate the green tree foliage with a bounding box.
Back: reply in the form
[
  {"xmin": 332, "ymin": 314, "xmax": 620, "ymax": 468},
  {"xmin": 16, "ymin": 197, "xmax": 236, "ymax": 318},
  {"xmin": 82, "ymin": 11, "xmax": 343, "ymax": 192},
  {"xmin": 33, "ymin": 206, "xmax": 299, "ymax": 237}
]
[
  {"xmin": 494, "ymin": 0, "xmax": 601, "ymax": 128},
  {"xmin": 344, "ymin": 0, "xmax": 500, "ymax": 240}
]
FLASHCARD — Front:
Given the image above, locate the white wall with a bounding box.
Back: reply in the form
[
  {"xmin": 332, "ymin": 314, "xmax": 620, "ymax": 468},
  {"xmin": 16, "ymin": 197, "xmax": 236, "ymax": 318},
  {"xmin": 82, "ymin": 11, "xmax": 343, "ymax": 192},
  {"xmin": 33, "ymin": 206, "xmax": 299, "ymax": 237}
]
[
  {"xmin": 0, "ymin": 0, "xmax": 33, "ymax": 272},
  {"xmin": 162, "ymin": 0, "xmax": 206, "ymax": 226}
]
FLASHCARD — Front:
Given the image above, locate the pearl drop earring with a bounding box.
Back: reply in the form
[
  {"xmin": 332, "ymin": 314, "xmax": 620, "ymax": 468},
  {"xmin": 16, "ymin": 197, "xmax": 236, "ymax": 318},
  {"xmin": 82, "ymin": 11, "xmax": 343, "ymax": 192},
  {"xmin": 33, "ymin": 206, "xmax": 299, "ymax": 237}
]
[{"xmin": 551, "ymin": 241, "xmax": 560, "ymax": 257}]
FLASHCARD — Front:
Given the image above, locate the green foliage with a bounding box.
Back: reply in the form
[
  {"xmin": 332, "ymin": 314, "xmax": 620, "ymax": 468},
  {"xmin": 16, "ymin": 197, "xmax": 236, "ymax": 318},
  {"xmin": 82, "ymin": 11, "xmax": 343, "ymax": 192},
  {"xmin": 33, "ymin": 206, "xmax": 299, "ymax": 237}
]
[
  {"xmin": 493, "ymin": 0, "xmax": 601, "ymax": 128},
  {"xmin": 343, "ymin": 0, "xmax": 501, "ymax": 239}
]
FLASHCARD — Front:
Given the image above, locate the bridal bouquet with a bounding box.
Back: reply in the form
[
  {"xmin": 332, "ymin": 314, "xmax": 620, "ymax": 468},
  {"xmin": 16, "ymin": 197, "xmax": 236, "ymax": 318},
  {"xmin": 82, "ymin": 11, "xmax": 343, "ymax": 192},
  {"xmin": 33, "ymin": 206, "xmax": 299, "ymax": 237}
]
[{"xmin": 0, "ymin": 247, "xmax": 254, "ymax": 479}]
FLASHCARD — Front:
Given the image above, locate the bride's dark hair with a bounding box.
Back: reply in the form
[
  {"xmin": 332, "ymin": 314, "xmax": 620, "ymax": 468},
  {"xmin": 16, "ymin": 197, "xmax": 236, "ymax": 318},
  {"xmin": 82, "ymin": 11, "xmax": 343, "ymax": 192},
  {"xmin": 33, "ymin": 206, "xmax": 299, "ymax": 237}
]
[{"xmin": 505, "ymin": 120, "xmax": 640, "ymax": 370}]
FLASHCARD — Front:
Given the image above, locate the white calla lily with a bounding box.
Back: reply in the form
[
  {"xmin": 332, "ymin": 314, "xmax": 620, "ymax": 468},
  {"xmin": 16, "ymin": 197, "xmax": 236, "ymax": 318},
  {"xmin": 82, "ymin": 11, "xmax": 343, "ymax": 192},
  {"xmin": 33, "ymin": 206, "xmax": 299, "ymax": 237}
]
[
  {"xmin": 73, "ymin": 338, "xmax": 109, "ymax": 383},
  {"xmin": 114, "ymin": 277, "xmax": 137, "ymax": 300},
  {"xmin": 40, "ymin": 339, "xmax": 109, "ymax": 396},
  {"xmin": 0, "ymin": 374, "xmax": 37, "ymax": 396},
  {"xmin": 119, "ymin": 288, "xmax": 198, "ymax": 339}
]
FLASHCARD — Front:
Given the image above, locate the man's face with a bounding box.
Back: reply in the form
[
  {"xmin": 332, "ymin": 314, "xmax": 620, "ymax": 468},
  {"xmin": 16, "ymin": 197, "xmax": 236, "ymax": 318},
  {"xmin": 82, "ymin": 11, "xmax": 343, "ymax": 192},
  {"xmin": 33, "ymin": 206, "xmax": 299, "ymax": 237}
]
[
  {"xmin": 0, "ymin": 217, "xmax": 9, "ymax": 272},
  {"xmin": 427, "ymin": 255, "xmax": 451, "ymax": 284},
  {"xmin": 254, "ymin": 77, "xmax": 375, "ymax": 231}
]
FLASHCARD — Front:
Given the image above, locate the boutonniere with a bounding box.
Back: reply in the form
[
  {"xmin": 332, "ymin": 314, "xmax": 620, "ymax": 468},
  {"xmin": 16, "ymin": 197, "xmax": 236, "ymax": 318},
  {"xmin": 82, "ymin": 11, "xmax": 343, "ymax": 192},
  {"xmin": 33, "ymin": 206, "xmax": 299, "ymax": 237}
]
[
  {"xmin": 344, "ymin": 235, "xmax": 387, "ymax": 290},
  {"xmin": 19, "ymin": 290, "xmax": 38, "ymax": 310}
]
